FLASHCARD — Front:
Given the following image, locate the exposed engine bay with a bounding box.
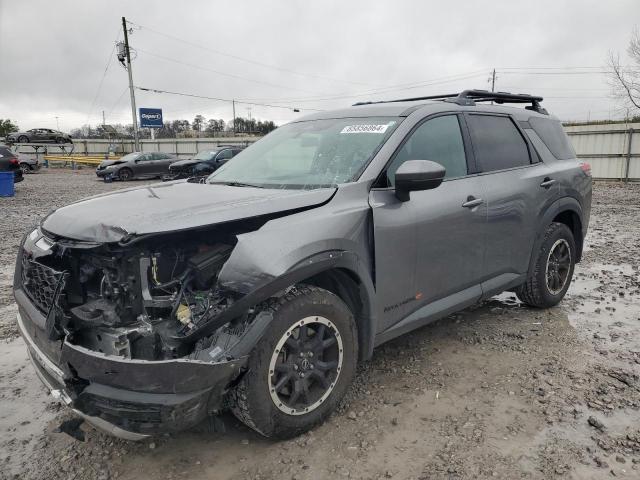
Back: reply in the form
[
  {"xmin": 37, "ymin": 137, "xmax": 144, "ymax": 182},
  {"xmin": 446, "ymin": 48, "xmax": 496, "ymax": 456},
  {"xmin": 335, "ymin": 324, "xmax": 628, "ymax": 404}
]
[{"xmin": 20, "ymin": 223, "xmax": 266, "ymax": 362}]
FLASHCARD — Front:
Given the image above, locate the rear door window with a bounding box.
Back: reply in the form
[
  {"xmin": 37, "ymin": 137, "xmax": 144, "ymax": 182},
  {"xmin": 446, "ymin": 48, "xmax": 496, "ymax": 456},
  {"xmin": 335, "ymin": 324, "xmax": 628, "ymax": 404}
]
[
  {"xmin": 466, "ymin": 114, "xmax": 531, "ymax": 172},
  {"xmin": 386, "ymin": 114, "xmax": 468, "ymax": 186}
]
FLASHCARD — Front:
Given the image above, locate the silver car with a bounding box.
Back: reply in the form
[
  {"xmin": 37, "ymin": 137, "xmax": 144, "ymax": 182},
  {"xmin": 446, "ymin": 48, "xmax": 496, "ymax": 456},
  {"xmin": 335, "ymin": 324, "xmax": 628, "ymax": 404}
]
[
  {"xmin": 96, "ymin": 151, "xmax": 178, "ymax": 180},
  {"xmin": 7, "ymin": 128, "xmax": 72, "ymax": 144}
]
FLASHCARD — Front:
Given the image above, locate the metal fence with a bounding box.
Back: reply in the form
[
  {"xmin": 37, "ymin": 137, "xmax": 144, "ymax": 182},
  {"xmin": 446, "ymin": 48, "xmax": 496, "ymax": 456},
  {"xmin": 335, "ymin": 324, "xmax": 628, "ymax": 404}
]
[
  {"xmin": 10, "ymin": 123, "xmax": 640, "ymax": 181},
  {"xmin": 564, "ymin": 123, "xmax": 639, "ymax": 181},
  {"xmin": 14, "ymin": 137, "xmax": 258, "ymax": 159}
]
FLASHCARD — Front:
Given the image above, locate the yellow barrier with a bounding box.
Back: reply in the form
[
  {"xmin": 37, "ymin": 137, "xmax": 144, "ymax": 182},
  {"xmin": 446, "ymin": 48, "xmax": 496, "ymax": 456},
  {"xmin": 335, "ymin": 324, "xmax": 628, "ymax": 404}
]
[{"xmin": 43, "ymin": 155, "xmax": 121, "ymax": 166}]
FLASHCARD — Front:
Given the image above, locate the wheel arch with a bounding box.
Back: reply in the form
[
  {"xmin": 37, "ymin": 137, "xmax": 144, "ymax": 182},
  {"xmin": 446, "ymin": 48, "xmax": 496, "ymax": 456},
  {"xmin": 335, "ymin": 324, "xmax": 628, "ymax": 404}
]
[
  {"xmin": 528, "ymin": 196, "xmax": 584, "ymax": 276},
  {"xmin": 552, "ymin": 209, "xmax": 583, "ymax": 262},
  {"xmin": 303, "ymin": 267, "xmax": 375, "ymax": 361},
  {"xmin": 202, "ymin": 249, "xmax": 377, "ymax": 361}
]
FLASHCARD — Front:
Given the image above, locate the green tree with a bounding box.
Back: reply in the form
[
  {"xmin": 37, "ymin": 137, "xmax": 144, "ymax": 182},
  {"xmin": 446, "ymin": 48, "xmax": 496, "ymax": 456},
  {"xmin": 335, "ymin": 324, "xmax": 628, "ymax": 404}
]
[
  {"xmin": 192, "ymin": 115, "xmax": 205, "ymax": 133},
  {"xmin": 0, "ymin": 119, "xmax": 19, "ymax": 136}
]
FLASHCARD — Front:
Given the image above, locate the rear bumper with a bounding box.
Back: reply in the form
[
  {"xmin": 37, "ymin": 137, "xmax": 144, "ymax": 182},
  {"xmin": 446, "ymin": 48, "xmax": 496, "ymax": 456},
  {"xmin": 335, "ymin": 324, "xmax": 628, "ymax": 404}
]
[{"xmin": 15, "ymin": 288, "xmax": 247, "ymax": 439}]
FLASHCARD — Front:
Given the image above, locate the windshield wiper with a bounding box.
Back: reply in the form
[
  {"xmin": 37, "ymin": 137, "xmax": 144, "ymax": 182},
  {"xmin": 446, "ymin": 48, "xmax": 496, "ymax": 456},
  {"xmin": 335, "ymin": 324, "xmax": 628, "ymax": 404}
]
[{"xmin": 209, "ymin": 181, "xmax": 265, "ymax": 188}]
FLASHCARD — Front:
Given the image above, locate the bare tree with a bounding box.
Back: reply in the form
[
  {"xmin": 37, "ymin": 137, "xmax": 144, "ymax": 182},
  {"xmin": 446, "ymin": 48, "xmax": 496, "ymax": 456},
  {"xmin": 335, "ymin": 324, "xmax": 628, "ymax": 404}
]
[{"xmin": 608, "ymin": 27, "xmax": 640, "ymax": 112}]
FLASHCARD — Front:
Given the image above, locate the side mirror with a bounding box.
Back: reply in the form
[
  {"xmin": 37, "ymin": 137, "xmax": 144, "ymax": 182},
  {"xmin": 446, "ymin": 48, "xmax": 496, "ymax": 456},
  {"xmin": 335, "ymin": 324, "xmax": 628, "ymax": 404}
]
[{"xmin": 395, "ymin": 160, "xmax": 446, "ymax": 201}]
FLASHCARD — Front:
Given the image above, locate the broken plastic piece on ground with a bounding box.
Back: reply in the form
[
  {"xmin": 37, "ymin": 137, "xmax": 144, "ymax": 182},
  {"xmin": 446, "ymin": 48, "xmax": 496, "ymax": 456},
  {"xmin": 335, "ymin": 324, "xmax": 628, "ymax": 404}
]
[{"xmin": 54, "ymin": 417, "xmax": 85, "ymax": 441}]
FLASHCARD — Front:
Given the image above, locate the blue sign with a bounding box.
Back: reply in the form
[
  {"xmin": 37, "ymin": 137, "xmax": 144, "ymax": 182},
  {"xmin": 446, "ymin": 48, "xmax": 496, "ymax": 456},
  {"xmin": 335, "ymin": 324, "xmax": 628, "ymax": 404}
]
[{"xmin": 139, "ymin": 108, "xmax": 163, "ymax": 128}]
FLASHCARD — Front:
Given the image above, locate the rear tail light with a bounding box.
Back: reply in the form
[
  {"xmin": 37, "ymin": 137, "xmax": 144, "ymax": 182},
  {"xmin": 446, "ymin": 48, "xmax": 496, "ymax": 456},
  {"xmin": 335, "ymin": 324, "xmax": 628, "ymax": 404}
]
[
  {"xmin": 9, "ymin": 158, "xmax": 18, "ymax": 165},
  {"xmin": 579, "ymin": 162, "xmax": 591, "ymax": 177}
]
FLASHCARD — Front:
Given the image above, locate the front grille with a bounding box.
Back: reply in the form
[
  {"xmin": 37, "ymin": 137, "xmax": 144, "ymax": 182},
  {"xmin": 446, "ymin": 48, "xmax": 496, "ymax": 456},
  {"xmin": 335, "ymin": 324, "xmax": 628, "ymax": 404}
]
[{"xmin": 21, "ymin": 253, "xmax": 65, "ymax": 314}]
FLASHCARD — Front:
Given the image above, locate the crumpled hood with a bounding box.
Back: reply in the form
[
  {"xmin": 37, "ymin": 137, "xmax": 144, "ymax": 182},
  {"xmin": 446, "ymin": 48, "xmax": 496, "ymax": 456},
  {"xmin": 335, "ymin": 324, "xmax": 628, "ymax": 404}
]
[
  {"xmin": 169, "ymin": 159, "xmax": 200, "ymax": 169},
  {"xmin": 98, "ymin": 159, "xmax": 125, "ymax": 168},
  {"xmin": 41, "ymin": 181, "xmax": 336, "ymax": 243}
]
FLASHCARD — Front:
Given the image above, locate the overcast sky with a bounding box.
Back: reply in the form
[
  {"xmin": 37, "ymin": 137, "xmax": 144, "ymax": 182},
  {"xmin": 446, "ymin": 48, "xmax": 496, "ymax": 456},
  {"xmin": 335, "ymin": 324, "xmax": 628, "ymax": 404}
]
[{"xmin": 1, "ymin": 0, "xmax": 639, "ymax": 132}]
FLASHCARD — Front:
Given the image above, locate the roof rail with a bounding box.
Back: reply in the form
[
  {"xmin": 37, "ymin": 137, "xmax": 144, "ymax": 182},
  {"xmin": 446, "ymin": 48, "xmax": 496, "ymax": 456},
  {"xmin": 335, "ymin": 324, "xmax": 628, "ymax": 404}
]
[{"xmin": 353, "ymin": 89, "xmax": 548, "ymax": 114}]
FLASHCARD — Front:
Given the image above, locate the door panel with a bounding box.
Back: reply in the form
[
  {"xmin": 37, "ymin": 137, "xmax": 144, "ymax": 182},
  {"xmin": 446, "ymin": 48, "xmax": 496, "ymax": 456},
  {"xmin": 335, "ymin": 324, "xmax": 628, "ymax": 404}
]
[
  {"xmin": 370, "ymin": 113, "xmax": 488, "ymax": 333},
  {"xmin": 369, "ymin": 189, "xmax": 417, "ymax": 329},
  {"xmin": 413, "ymin": 177, "xmax": 487, "ymax": 304},
  {"xmin": 464, "ymin": 113, "xmax": 559, "ymax": 284},
  {"xmin": 135, "ymin": 154, "xmax": 155, "ymax": 176},
  {"xmin": 370, "ymin": 178, "xmax": 487, "ymax": 332},
  {"xmin": 477, "ymin": 164, "xmax": 558, "ymax": 279}
]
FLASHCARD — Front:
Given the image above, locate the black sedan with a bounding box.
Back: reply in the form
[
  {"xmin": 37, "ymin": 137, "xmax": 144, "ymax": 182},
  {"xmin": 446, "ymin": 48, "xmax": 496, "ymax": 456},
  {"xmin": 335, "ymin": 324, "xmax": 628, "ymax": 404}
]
[
  {"xmin": 163, "ymin": 147, "xmax": 244, "ymax": 181},
  {"xmin": 7, "ymin": 128, "xmax": 72, "ymax": 144},
  {"xmin": 0, "ymin": 146, "xmax": 24, "ymax": 183}
]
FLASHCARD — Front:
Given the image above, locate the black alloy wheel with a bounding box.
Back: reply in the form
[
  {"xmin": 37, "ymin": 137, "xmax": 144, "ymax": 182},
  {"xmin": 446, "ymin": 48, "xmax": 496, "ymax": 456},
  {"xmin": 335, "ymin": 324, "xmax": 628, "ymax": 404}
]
[{"xmin": 268, "ymin": 316, "xmax": 343, "ymax": 416}]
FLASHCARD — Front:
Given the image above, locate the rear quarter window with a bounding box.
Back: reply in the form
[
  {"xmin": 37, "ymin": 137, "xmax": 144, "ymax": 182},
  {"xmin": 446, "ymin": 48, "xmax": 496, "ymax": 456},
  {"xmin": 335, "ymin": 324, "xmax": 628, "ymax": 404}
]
[{"xmin": 528, "ymin": 117, "xmax": 576, "ymax": 160}]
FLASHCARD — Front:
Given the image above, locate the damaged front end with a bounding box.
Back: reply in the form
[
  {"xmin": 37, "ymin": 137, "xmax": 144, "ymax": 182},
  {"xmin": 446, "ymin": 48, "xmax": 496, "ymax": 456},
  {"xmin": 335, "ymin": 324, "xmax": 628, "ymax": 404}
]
[{"xmin": 14, "ymin": 222, "xmax": 273, "ymax": 438}]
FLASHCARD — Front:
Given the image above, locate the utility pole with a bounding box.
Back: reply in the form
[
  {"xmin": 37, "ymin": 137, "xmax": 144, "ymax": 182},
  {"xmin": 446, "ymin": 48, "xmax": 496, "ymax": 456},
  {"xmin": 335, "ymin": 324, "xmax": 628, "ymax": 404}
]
[
  {"xmin": 490, "ymin": 68, "xmax": 496, "ymax": 92},
  {"xmin": 122, "ymin": 16, "xmax": 140, "ymax": 151},
  {"xmin": 102, "ymin": 110, "xmax": 106, "ymax": 126},
  {"xmin": 232, "ymin": 99, "xmax": 236, "ymax": 135},
  {"xmin": 54, "ymin": 116, "xmax": 59, "ymax": 130}
]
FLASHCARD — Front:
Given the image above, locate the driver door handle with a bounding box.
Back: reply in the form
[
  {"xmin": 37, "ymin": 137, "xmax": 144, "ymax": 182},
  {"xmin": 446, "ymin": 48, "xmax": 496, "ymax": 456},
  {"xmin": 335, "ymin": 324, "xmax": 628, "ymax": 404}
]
[
  {"xmin": 462, "ymin": 196, "xmax": 483, "ymax": 208},
  {"xmin": 540, "ymin": 177, "xmax": 556, "ymax": 188}
]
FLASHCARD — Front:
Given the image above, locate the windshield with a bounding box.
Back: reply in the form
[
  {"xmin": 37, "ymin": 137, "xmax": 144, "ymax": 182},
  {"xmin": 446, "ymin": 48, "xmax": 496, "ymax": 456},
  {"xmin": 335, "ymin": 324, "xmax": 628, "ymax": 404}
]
[
  {"xmin": 119, "ymin": 152, "xmax": 142, "ymax": 162},
  {"xmin": 193, "ymin": 150, "xmax": 218, "ymax": 161},
  {"xmin": 208, "ymin": 117, "xmax": 400, "ymax": 189}
]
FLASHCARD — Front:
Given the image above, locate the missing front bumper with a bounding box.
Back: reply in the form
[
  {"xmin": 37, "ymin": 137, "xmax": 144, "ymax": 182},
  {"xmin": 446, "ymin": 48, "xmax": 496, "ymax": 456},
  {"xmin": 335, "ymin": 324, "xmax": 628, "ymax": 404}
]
[{"xmin": 16, "ymin": 297, "xmax": 248, "ymax": 439}]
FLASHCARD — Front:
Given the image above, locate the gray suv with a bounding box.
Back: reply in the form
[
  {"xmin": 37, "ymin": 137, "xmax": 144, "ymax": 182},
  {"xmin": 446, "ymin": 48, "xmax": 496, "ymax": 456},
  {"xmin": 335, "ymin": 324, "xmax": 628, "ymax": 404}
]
[{"xmin": 14, "ymin": 90, "xmax": 591, "ymax": 440}]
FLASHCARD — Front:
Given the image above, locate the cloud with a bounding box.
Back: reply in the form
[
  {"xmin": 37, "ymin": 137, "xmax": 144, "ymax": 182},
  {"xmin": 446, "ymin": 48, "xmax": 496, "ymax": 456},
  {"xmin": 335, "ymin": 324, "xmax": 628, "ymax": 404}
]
[{"xmin": 0, "ymin": 0, "xmax": 638, "ymax": 131}]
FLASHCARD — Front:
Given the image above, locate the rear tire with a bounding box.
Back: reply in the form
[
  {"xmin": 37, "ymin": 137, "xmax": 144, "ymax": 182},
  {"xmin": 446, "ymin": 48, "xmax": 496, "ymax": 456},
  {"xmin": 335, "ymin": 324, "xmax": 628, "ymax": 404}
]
[
  {"xmin": 18, "ymin": 135, "xmax": 28, "ymax": 143},
  {"xmin": 20, "ymin": 163, "xmax": 32, "ymax": 174},
  {"xmin": 118, "ymin": 167, "xmax": 133, "ymax": 181},
  {"xmin": 55, "ymin": 137, "xmax": 65, "ymax": 144},
  {"xmin": 230, "ymin": 285, "xmax": 358, "ymax": 439},
  {"xmin": 516, "ymin": 222, "xmax": 576, "ymax": 308}
]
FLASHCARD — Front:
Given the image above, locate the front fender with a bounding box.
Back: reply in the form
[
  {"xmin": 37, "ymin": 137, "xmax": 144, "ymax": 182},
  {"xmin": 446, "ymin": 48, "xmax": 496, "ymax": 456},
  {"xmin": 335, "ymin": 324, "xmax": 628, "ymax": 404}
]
[
  {"xmin": 174, "ymin": 187, "xmax": 378, "ymax": 356},
  {"xmin": 173, "ymin": 248, "xmax": 376, "ymax": 350}
]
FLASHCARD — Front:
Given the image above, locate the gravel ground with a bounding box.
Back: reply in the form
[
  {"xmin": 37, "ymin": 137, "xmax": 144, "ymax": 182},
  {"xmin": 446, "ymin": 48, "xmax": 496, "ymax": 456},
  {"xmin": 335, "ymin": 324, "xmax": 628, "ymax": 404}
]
[{"xmin": 1, "ymin": 170, "xmax": 640, "ymax": 480}]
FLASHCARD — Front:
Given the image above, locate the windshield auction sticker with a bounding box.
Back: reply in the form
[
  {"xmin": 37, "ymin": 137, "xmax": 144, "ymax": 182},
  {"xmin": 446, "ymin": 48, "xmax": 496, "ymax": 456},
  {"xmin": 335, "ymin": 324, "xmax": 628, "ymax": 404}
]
[{"xmin": 340, "ymin": 124, "xmax": 391, "ymax": 134}]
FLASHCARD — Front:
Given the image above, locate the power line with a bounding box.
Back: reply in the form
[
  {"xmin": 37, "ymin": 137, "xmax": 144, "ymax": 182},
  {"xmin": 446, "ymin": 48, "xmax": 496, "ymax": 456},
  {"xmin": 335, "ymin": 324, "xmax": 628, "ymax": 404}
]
[
  {"xmin": 497, "ymin": 65, "xmax": 637, "ymax": 70},
  {"xmin": 85, "ymin": 29, "xmax": 120, "ymax": 125},
  {"xmin": 126, "ymin": 19, "xmax": 379, "ymax": 88},
  {"xmin": 135, "ymin": 47, "xmax": 324, "ymax": 95},
  {"xmin": 235, "ymin": 70, "xmax": 489, "ymax": 105},
  {"xmin": 105, "ymin": 86, "xmax": 130, "ymax": 121},
  {"xmin": 135, "ymin": 86, "xmax": 324, "ymax": 112}
]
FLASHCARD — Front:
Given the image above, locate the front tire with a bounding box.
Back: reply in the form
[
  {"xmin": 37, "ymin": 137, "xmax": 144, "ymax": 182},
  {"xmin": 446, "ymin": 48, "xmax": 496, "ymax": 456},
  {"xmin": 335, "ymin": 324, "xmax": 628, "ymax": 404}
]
[
  {"xmin": 231, "ymin": 286, "xmax": 358, "ymax": 439},
  {"xmin": 20, "ymin": 163, "xmax": 32, "ymax": 174},
  {"xmin": 118, "ymin": 167, "xmax": 133, "ymax": 181},
  {"xmin": 18, "ymin": 135, "xmax": 28, "ymax": 143},
  {"xmin": 516, "ymin": 222, "xmax": 576, "ymax": 308}
]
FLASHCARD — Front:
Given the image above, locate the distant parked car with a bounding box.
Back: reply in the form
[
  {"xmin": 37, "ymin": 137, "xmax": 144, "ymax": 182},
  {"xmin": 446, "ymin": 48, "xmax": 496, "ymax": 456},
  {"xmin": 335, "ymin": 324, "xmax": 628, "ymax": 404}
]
[
  {"xmin": 96, "ymin": 152, "xmax": 178, "ymax": 181},
  {"xmin": 6, "ymin": 128, "xmax": 72, "ymax": 144},
  {"xmin": 16, "ymin": 153, "xmax": 40, "ymax": 174},
  {"xmin": 163, "ymin": 147, "xmax": 244, "ymax": 181},
  {"xmin": 0, "ymin": 146, "xmax": 24, "ymax": 183}
]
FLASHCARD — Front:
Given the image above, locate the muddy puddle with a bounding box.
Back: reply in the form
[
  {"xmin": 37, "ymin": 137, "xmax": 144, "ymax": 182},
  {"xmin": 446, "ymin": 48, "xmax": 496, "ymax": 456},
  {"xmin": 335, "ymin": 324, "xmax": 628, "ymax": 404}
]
[{"xmin": 0, "ymin": 338, "xmax": 58, "ymax": 475}]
